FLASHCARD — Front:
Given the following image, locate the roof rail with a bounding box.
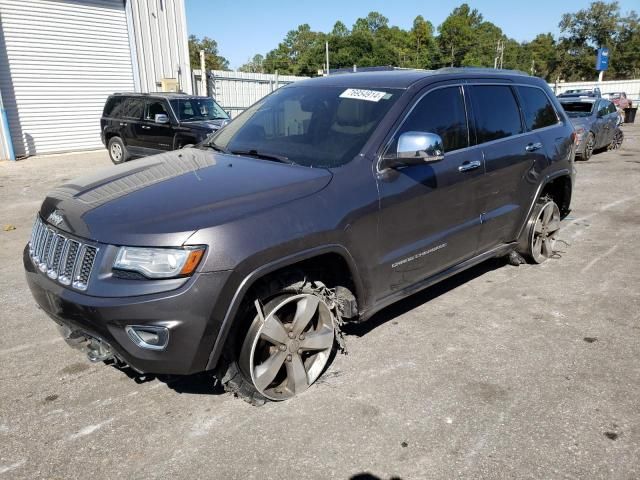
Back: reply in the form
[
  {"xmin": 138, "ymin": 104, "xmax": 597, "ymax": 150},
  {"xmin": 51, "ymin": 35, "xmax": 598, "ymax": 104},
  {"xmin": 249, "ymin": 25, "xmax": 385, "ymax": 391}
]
[
  {"xmin": 111, "ymin": 91, "xmax": 191, "ymax": 96},
  {"xmin": 435, "ymin": 67, "xmax": 530, "ymax": 76}
]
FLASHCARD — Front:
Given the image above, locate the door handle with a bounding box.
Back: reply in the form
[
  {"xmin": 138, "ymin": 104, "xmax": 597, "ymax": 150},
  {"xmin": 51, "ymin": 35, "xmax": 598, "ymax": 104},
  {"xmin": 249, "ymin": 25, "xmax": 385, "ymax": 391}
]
[
  {"xmin": 141, "ymin": 125, "xmax": 151, "ymax": 129},
  {"xmin": 458, "ymin": 160, "xmax": 481, "ymax": 172},
  {"xmin": 525, "ymin": 142, "xmax": 543, "ymax": 152}
]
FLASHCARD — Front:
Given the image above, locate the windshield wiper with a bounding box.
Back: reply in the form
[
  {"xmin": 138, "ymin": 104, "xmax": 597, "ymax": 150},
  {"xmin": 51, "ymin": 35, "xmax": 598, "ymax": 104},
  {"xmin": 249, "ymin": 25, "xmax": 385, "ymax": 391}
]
[
  {"xmin": 229, "ymin": 149, "xmax": 292, "ymax": 164},
  {"xmin": 203, "ymin": 141, "xmax": 229, "ymax": 154}
]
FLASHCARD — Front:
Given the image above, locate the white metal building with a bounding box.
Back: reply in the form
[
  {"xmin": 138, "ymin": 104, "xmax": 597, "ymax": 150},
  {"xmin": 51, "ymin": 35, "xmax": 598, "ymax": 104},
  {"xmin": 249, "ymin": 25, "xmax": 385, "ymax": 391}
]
[{"xmin": 0, "ymin": 0, "xmax": 192, "ymax": 159}]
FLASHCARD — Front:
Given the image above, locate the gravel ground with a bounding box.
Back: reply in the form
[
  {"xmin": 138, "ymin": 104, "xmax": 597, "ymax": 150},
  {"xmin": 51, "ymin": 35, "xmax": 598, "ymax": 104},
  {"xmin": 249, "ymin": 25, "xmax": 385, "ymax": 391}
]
[{"xmin": 1, "ymin": 125, "xmax": 639, "ymax": 480}]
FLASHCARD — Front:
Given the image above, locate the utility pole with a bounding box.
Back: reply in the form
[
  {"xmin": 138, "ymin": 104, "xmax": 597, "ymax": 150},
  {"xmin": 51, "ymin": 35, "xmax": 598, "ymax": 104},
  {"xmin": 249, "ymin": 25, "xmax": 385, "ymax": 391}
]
[
  {"xmin": 199, "ymin": 50, "xmax": 206, "ymax": 96},
  {"xmin": 325, "ymin": 41, "xmax": 330, "ymax": 76},
  {"xmin": 494, "ymin": 40, "xmax": 504, "ymax": 69}
]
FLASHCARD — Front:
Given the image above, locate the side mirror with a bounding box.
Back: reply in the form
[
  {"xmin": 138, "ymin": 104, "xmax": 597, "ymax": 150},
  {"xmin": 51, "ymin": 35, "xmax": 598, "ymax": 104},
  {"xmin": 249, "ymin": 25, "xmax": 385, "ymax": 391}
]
[
  {"xmin": 380, "ymin": 131, "xmax": 445, "ymax": 169},
  {"xmin": 154, "ymin": 113, "xmax": 169, "ymax": 124}
]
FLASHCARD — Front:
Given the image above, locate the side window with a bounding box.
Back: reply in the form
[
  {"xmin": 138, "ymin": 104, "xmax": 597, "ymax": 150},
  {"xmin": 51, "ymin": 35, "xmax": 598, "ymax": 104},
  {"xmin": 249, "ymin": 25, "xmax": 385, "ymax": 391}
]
[
  {"xmin": 121, "ymin": 98, "xmax": 145, "ymax": 120},
  {"xmin": 145, "ymin": 101, "xmax": 169, "ymax": 121},
  {"xmin": 597, "ymin": 101, "xmax": 608, "ymax": 117},
  {"xmin": 470, "ymin": 85, "xmax": 523, "ymax": 143},
  {"xmin": 607, "ymin": 102, "xmax": 617, "ymax": 115},
  {"xmin": 103, "ymin": 97, "xmax": 125, "ymax": 117},
  {"xmin": 390, "ymin": 86, "xmax": 468, "ymax": 153},
  {"xmin": 515, "ymin": 86, "xmax": 558, "ymax": 130}
]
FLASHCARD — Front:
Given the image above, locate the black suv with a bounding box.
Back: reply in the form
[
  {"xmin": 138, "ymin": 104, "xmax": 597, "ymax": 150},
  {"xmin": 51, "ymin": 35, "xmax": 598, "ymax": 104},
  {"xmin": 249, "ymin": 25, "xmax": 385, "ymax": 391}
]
[
  {"xmin": 101, "ymin": 93, "xmax": 230, "ymax": 164},
  {"xmin": 26, "ymin": 69, "xmax": 576, "ymax": 404}
]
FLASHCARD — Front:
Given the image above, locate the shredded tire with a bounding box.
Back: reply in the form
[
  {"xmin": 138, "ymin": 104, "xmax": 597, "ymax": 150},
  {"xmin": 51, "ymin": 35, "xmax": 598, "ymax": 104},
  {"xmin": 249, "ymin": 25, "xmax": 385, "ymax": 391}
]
[{"xmin": 216, "ymin": 270, "xmax": 348, "ymax": 405}]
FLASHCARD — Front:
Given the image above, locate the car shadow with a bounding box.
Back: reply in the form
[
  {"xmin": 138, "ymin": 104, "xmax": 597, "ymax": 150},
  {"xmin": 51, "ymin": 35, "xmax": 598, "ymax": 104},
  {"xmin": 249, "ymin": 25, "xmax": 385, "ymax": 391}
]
[
  {"xmin": 342, "ymin": 257, "xmax": 508, "ymax": 338},
  {"xmin": 111, "ymin": 363, "xmax": 225, "ymax": 396}
]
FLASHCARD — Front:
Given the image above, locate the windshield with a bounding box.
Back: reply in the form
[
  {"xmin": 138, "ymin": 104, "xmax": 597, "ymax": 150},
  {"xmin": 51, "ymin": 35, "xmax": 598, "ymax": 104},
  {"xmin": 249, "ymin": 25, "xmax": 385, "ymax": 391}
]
[
  {"xmin": 209, "ymin": 85, "xmax": 400, "ymax": 168},
  {"xmin": 561, "ymin": 101, "xmax": 595, "ymax": 118},
  {"xmin": 170, "ymin": 98, "xmax": 229, "ymax": 121}
]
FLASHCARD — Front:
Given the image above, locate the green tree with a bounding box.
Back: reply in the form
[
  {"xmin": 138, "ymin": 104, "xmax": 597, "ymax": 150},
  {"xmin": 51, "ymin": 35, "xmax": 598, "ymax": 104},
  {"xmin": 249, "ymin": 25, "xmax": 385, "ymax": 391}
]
[
  {"xmin": 410, "ymin": 15, "xmax": 438, "ymax": 68},
  {"xmin": 615, "ymin": 11, "xmax": 640, "ymax": 78},
  {"xmin": 353, "ymin": 12, "xmax": 389, "ymax": 34},
  {"xmin": 188, "ymin": 35, "xmax": 230, "ymax": 70},
  {"xmin": 331, "ymin": 21, "xmax": 350, "ymax": 37},
  {"xmin": 239, "ymin": 54, "xmax": 265, "ymax": 73},
  {"xmin": 438, "ymin": 4, "xmax": 483, "ymax": 67}
]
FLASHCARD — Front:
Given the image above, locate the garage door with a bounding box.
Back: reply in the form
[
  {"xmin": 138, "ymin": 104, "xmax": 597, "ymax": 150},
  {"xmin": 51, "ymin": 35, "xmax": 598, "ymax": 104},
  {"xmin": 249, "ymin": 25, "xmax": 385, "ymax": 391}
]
[{"xmin": 0, "ymin": 0, "xmax": 135, "ymax": 157}]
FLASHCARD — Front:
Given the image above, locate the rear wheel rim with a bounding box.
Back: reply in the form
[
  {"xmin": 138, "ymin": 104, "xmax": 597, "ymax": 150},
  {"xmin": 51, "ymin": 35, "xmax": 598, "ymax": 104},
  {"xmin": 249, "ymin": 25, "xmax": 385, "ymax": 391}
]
[
  {"xmin": 530, "ymin": 202, "xmax": 560, "ymax": 263},
  {"xmin": 241, "ymin": 293, "xmax": 335, "ymax": 401},
  {"xmin": 110, "ymin": 143, "xmax": 122, "ymax": 161}
]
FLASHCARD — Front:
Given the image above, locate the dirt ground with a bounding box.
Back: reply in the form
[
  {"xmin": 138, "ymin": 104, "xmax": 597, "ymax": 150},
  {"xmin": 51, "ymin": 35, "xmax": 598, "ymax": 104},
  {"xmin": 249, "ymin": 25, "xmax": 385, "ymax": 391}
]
[{"xmin": 1, "ymin": 125, "xmax": 639, "ymax": 479}]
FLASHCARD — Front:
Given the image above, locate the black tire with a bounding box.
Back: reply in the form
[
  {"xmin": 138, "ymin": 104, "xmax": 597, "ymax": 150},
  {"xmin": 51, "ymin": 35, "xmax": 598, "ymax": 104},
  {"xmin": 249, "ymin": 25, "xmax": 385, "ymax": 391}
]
[
  {"xmin": 217, "ymin": 272, "xmax": 338, "ymax": 405},
  {"xmin": 517, "ymin": 195, "xmax": 561, "ymax": 264},
  {"xmin": 609, "ymin": 129, "xmax": 624, "ymax": 150},
  {"xmin": 582, "ymin": 132, "xmax": 595, "ymax": 160},
  {"xmin": 107, "ymin": 136, "xmax": 129, "ymax": 164}
]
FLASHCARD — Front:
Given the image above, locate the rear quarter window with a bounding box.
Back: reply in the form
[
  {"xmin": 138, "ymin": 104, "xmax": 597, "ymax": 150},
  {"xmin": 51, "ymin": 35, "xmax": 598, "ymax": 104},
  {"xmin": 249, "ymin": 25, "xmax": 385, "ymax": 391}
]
[
  {"xmin": 515, "ymin": 86, "xmax": 559, "ymax": 130},
  {"xmin": 103, "ymin": 97, "xmax": 125, "ymax": 117},
  {"xmin": 470, "ymin": 85, "xmax": 523, "ymax": 143}
]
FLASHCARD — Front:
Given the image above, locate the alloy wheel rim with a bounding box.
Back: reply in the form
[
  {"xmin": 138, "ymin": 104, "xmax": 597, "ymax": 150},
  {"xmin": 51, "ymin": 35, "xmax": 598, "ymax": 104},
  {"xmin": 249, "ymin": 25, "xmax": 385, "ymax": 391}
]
[
  {"xmin": 612, "ymin": 131, "xmax": 623, "ymax": 149},
  {"xmin": 111, "ymin": 143, "xmax": 122, "ymax": 160},
  {"xmin": 242, "ymin": 293, "xmax": 335, "ymax": 401},
  {"xmin": 530, "ymin": 202, "xmax": 560, "ymax": 263}
]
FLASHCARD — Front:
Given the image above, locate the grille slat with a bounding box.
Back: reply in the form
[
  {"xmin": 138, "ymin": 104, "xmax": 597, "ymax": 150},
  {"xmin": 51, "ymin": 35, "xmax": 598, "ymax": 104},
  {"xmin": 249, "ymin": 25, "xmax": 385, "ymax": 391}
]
[{"xmin": 29, "ymin": 216, "xmax": 98, "ymax": 291}]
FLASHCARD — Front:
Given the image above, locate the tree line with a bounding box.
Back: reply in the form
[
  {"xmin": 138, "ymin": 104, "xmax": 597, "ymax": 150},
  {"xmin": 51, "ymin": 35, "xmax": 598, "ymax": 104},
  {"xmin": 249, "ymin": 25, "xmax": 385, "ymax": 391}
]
[{"xmin": 189, "ymin": 1, "xmax": 640, "ymax": 82}]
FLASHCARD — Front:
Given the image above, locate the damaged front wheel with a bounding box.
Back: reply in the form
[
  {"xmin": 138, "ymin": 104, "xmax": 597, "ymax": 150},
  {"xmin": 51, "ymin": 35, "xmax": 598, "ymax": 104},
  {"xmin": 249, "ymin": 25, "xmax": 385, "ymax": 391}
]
[{"xmin": 218, "ymin": 277, "xmax": 339, "ymax": 405}]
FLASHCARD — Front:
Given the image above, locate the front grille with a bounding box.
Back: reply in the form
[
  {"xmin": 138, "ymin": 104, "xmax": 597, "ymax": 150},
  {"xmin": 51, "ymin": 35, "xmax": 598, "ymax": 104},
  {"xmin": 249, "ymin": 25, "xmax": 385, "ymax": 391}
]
[{"xmin": 29, "ymin": 216, "xmax": 98, "ymax": 291}]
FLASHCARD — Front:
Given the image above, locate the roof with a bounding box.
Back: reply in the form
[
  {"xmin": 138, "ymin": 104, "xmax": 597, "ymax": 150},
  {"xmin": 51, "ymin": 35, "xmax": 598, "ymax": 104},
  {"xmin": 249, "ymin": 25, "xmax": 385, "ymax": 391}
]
[
  {"xmin": 559, "ymin": 97, "xmax": 597, "ymax": 103},
  {"xmin": 111, "ymin": 92, "xmax": 208, "ymax": 99},
  {"xmin": 292, "ymin": 67, "xmax": 531, "ymax": 89}
]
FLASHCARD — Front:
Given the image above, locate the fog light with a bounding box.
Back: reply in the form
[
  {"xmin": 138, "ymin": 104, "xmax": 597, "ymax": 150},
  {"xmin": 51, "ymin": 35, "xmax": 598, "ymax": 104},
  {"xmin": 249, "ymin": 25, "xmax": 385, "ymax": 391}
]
[{"xmin": 125, "ymin": 325, "xmax": 169, "ymax": 351}]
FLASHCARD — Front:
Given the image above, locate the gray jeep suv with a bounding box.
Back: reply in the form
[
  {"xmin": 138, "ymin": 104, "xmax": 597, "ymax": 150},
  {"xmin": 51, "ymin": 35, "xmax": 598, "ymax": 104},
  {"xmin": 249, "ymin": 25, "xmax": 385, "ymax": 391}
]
[{"xmin": 25, "ymin": 68, "xmax": 576, "ymax": 404}]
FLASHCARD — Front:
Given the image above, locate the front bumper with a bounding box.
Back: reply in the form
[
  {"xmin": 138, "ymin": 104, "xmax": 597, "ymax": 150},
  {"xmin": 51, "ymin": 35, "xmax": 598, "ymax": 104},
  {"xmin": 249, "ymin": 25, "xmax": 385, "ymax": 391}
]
[{"xmin": 24, "ymin": 246, "xmax": 231, "ymax": 375}]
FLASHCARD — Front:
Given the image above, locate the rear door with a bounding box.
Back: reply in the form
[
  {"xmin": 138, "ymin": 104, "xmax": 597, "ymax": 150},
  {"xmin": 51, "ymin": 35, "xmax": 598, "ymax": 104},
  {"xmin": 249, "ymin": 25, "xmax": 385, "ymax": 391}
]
[
  {"xmin": 375, "ymin": 85, "xmax": 485, "ymax": 294},
  {"xmin": 593, "ymin": 100, "xmax": 611, "ymax": 148},
  {"xmin": 469, "ymin": 84, "xmax": 549, "ymax": 252},
  {"xmin": 118, "ymin": 97, "xmax": 146, "ymax": 149}
]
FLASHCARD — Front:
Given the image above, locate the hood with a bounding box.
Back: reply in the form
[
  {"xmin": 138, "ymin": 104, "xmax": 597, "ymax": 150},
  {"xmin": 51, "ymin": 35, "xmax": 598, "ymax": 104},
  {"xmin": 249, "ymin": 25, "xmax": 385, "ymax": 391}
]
[
  {"xmin": 181, "ymin": 118, "xmax": 230, "ymax": 132},
  {"xmin": 40, "ymin": 148, "xmax": 332, "ymax": 246}
]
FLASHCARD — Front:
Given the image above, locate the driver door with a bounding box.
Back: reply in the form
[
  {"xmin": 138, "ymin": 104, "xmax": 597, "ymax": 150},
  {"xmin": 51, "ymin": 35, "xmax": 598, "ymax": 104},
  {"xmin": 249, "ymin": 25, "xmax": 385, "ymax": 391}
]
[
  {"xmin": 374, "ymin": 85, "xmax": 484, "ymax": 296},
  {"xmin": 135, "ymin": 99, "xmax": 175, "ymax": 152}
]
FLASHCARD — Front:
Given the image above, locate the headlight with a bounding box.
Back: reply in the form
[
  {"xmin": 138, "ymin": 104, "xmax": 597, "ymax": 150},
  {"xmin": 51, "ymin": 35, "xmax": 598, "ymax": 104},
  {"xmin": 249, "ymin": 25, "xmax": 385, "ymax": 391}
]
[{"xmin": 113, "ymin": 246, "xmax": 205, "ymax": 279}]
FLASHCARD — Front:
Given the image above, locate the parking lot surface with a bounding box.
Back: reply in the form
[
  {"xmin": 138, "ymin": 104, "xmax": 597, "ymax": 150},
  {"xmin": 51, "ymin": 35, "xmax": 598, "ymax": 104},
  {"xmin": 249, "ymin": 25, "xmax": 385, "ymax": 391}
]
[{"xmin": 1, "ymin": 126, "xmax": 639, "ymax": 480}]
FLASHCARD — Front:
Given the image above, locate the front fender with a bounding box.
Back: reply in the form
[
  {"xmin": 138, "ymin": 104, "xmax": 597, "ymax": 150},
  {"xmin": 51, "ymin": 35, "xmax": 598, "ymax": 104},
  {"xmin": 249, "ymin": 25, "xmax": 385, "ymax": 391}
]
[{"xmin": 204, "ymin": 244, "xmax": 363, "ymax": 371}]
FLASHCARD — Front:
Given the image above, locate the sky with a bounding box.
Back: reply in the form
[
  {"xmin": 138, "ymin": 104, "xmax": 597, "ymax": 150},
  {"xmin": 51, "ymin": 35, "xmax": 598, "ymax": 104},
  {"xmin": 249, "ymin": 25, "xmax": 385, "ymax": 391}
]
[{"xmin": 186, "ymin": 0, "xmax": 638, "ymax": 70}]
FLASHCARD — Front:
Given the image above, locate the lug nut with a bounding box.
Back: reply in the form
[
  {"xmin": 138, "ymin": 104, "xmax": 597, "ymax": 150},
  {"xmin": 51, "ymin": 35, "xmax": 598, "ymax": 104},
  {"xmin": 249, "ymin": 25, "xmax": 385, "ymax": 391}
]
[
  {"xmin": 299, "ymin": 333, "xmax": 305, "ymax": 340},
  {"xmin": 286, "ymin": 354, "xmax": 292, "ymax": 362},
  {"xmin": 279, "ymin": 344, "xmax": 286, "ymax": 351},
  {"xmin": 288, "ymin": 332, "xmax": 295, "ymax": 339}
]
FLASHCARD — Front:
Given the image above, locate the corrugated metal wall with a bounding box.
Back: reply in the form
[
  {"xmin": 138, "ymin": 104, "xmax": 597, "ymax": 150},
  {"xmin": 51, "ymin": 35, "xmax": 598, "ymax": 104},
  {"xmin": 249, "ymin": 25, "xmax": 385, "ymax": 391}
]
[
  {"xmin": 193, "ymin": 70, "xmax": 308, "ymax": 118},
  {"xmin": 0, "ymin": 0, "xmax": 136, "ymax": 157},
  {"xmin": 550, "ymin": 79, "xmax": 640, "ymax": 100},
  {"xmin": 126, "ymin": 0, "xmax": 192, "ymax": 94}
]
